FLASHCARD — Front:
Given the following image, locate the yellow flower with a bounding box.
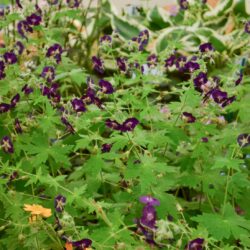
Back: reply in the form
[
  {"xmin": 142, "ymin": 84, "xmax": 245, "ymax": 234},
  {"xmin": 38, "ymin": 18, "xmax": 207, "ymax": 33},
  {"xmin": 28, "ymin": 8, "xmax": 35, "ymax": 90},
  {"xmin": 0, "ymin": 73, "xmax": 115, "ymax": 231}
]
[{"xmin": 23, "ymin": 204, "xmax": 52, "ymax": 218}]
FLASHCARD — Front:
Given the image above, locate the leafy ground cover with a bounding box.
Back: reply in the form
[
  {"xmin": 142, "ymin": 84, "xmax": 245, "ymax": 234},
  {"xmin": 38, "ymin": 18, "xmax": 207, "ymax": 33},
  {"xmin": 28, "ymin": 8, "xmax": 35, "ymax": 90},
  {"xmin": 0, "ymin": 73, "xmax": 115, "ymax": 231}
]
[{"xmin": 0, "ymin": 0, "xmax": 250, "ymax": 249}]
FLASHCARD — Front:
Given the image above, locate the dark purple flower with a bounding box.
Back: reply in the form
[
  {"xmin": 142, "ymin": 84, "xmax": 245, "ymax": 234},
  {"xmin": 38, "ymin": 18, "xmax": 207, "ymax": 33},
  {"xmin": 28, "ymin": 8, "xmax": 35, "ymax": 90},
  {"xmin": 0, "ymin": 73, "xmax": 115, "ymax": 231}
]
[
  {"xmin": 165, "ymin": 55, "xmax": 176, "ymax": 67},
  {"xmin": 92, "ymin": 56, "xmax": 104, "ymax": 74},
  {"xmin": 210, "ymin": 89, "xmax": 228, "ymax": 104},
  {"xmin": 137, "ymin": 30, "xmax": 149, "ymax": 51},
  {"xmin": 185, "ymin": 61, "xmax": 200, "ymax": 73},
  {"xmin": 0, "ymin": 8, "xmax": 5, "ymax": 17},
  {"xmin": 15, "ymin": 41, "xmax": 25, "ymax": 55},
  {"xmin": 100, "ymin": 35, "xmax": 112, "ymax": 44},
  {"xmin": 182, "ymin": 112, "xmax": 196, "ymax": 123},
  {"xmin": 121, "ymin": 118, "xmax": 139, "ymax": 132},
  {"xmin": 99, "ymin": 79, "xmax": 114, "ymax": 94},
  {"xmin": 26, "ymin": 13, "xmax": 42, "ymax": 26},
  {"xmin": 47, "ymin": 0, "xmax": 59, "ymax": 5},
  {"xmin": 0, "ymin": 61, "xmax": 5, "ymax": 71},
  {"xmin": 41, "ymin": 66, "xmax": 55, "ymax": 83},
  {"xmin": 199, "ymin": 43, "xmax": 214, "ymax": 53},
  {"xmin": 105, "ymin": 119, "xmax": 121, "ymax": 131},
  {"xmin": 140, "ymin": 204, "xmax": 157, "ymax": 229},
  {"xmin": 17, "ymin": 20, "xmax": 33, "ymax": 38},
  {"xmin": 0, "ymin": 71, "xmax": 6, "ymax": 80},
  {"xmin": 14, "ymin": 118, "xmax": 22, "ymax": 134},
  {"xmin": 4, "ymin": 52, "xmax": 17, "ymax": 64},
  {"xmin": 237, "ymin": 134, "xmax": 250, "ymax": 147},
  {"xmin": 81, "ymin": 89, "xmax": 96, "ymax": 105},
  {"xmin": 147, "ymin": 54, "xmax": 158, "ymax": 68},
  {"xmin": 16, "ymin": 0, "xmax": 23, "ymax": 9},
  {"xmin": 71, "ymin": 98, "xmax": 86, "ymax": 112},
  {"xmin": 22, "ymin": 84, "xmax": 33, "ymax": 95},
  {"xmin": 9, "ymin": 171, "xmax": 18, "ymax": 182},
  {"xmin": 193, "ymin": 72, "xmax": 208, "ymax": 92},
  {"xmin": 1, "ymin": 136, "xmax": 14, "ymax": 154},
  {"xmin": 41, "ymin": 85, "xmax": 51, "ymax": 96},
  {"xmin": 116, "ymin": 57, "xmax": 127, "ymax": 72},
  {"xmin": 0, "ymin": 103, "xmax": 10, "ymax": 113},
  {"xmin": 186, "ymin": 238, "xmax": 204, "ymax": 250},
  {"xmin": 235, "ymin": 73, "xmax": 243, "ymax": 86},
  {"xmin": 66, "ymin": 0, "xmax": 81, "ymax": 8},
  {"xmin": 71, "ymin": 238, "xmax": 92, "ymax": 250},
  {"xmin": 221, "ymin": 95, "xmax": 236, "ymax": 108},
  {"xmin": 54, "ymin": 195, "xmax": 66, "ymax": 213},
  {"xmin": 201, "ymin": 137, "xmax": 208, "ymax": 143},
  {"xmin": 139, "ymin": 196, "xmax": 160, "ymax": 206},
  {"xmin": 179, "ymin": 0, "xmax": 189, "ymax": 10},
  {"xmin": 61, "ymin": 116, "xmax": 74, "ymax": 133},
  {"xmin": 101, "ymin": 143, "xmax": 112, "ymax": 153},
  {"xmin": 11, "ymin": 94, "xmax": 20, "ymax": 108},
  {"xmin": 175, "ymin": 56, "xmax": 187, "ymax": 72},
  {"xmin": 244, "ymin": 21, "xmax": 250, "ymax": 34},
  {"xmin": 46, "ymin": 43, "xmax": 63, "ymax": 64}
]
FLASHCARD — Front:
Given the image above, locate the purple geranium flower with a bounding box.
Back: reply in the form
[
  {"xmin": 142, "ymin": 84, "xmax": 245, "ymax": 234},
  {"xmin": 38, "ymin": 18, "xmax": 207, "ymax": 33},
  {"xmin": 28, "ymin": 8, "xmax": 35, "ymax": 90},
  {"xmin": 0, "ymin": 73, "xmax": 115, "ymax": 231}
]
[
  {"xmin": 235, "ymin": 73, "xmax": 243, "ymax": 86},
  {"xmin": 100, "ymin": 35, "xmax": 112, "ymax": 44},
  {"xmin": 221, "ymin": 95, "xmax": 236, "ymax": 108},
  {"xmin": 16, "ymin": 0, "xmax": 23, "ymax": 9},
  {"xmin": 92, "ymin": 56, "xmax": 104, "ymax": 74},
  {"xmin": 66, "ymin": 0, "xmax": 81, "ymax": 8},
  {"xmin": 17, "ymin": 20, "xmax": 33, "ymax": 38},
  {"xmin": 11, "ymin": 94, "xmax": 20, "ymax": 108},
  {"xmin": 179, "ymin": 0, "xmax": 189, "ymax": 10},
  {"xmin": 41, "ymin": 66, "xmax": 55, "ymax": 83},
  {"xmin": 54, "ymin": 195, "xmax": 66, "ymax": 213},
  {"xmin": 140, "ymin": 204, "xmax": 157, "ymax": 229},
  {"xmin": 210, "ymin": 89, "xmax": 228, "ymax": 104},
  {"xmin": 175, "ymin": 56, "xmax": 187, "ymax": 72},
  {"xmin": 15, "ymin": 41, "xmax": 25, "ymax": 55},
  {"xmin": 4, "ymin": 52, "xmax": 17, "ymax": 64},
  {"xmin": 182, "ymin": 112, "xmax": 196, "ymax": 123},
  {"xmin": 116, "ymin": 57, "xmax": 127, "ymax": 72},
  {"xmin": 120, "ymin": 118, "xmax": 139, "ymax": 132},
  {"xmin": 199, "ymin": 43, "xmax": 214, "ymax": 53},
  {"xmin": 71, "ymin": 238, "xmax": 92, "ymax": 250},
  {"xmin": 14, "ymin": 118, "xmax": 22, "ymax": 134},
  {"xmin": 185, "ymin": 61, "xmax": 200, "ymax": 73},
  {"xmin": 26, "ymin": 13, "xmax": 42, "ymax": 26},
  {"xmin": 193, "ymin": 72, "xmax": 208, "ymax": 92},
  {"xmin": 186, "ymin": 238, "xmax": 204, "ymax": 250},
  {"xmin": 139, "ymin": 196, "xmax": 160, "ymax": 206},
  {"xmin": 101, "ymin": 143, "xmax": 112, "ymax": 153},
  {"xmin": 237, "ymin": 134, "xmax": 250, "ymax": 147},
  {"xmin": 99, "ymin": 79, "xmax": 114, "ymax": 94},
  {"xmin": 22, "ymin": 84, "xmax": 33, "ymax": 95},
  {"xmin": 46, "ymin": 43, "xmax": 63, "ymax": 64},
  {"xmin": 201, "ymin": 137, "xmax": 208, "ymax": 143},
  {"xmin": 137, "ymin": 30, "xmax": 149, "ymax": 51},
  {"xmin": 61, "ymin": 116, "xmax": 75, "ymax": 133},
  {"xmin": 1, "ymin": 136, "xmax": 14, "ymax": 154},
  {"xmin": 105, "ymin": 119, "xmax": 121, "ymax": 131},
  {"xmin": 71, "ymin": 98, "xmax": 86, "ymax": 112},
  {"xmin": 244, "ymin": 21, "xmax": 250, "ymax": 34},
  {"xmin": 147, "ymin": 54, "xmax": 158, "ymax": 68},
  {"xmin": 165, "ymin": 54, "xmax": 176, "ymax": 68},
  {"xmin": 0, "ymin": 103, "xmax": 11, "ymax": 113}
]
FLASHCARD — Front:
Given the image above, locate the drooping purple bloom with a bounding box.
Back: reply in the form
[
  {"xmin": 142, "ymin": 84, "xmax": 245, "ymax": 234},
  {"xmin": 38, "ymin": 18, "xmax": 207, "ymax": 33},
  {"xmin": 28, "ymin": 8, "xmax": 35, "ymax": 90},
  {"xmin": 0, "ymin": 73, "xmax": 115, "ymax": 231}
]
[
  {"xmin": 244, "ymin": 21, "xmax": 250, "ymax": 34},
  {"xmin": 22, "ymin": 84, "xmax": 33, "ymax": 95},
  {"xmin": 26, "ymin": 13, "xmax": 42, "ymax": 26},
  {"xmin": 15, "ymin": 41, "xmax": 25, "ymax": 55},
  {"xmin": 199, "ymin": 43, "xmax": 214, "ymax": 53},
  {"xmin": 0, "ymin": 103, "xmax": 11, "ymax": 113},
  {"xmin": 175, "ymin": 56, "xmax": 187, "ymax": 72},
  {"xmin": 120, "ymin": 118, "xmax": 139, "ymax": 132},
  {"xmin": 100, "ymin": 35, "xmax": 112, "ymax": 44},
  {"xmin": 140, "ymin": 204, "xmax": 157, "ymax": 229},
  {"xmin": 99, "ymin": 79, "xmax": 114, "ymax": 94},
  {"xmin": 54, "ymin": 195, "xmax": 66, "ymax": 213},
  {"xmin": 10, "ymin": 94, "xmax": 20, "ymax": 108},
  {"xmin": 179, "ymin": 0, "xmax": 189, "ymax": 10},
  {"xmin": 92, "ymin": 56, "xmax": 104, "ymax": 74},
  {"xmin": 210, "ymin": 89, "xmax": 228, "ymax": 104},
  {"xmin": 66, "ymin": 0, "xmax": 81, "ymax": 8},
  {"xmin": 193, "ymin": 72, "xmax": 208, "ymax": 92},
  {"xmin": 101, "ymin": 143, "xmax": 112, "ymax": 153},
  {"xmin": 235, "ymin": 73, "xmax": 243, "ymax": 86},
  {"xmin": 40, "ymin": 83, "xmax": 60, "ymax": 103},
  {"xmin": 165, "ymin": 55, "xmax": 176, "ymax": 68},
  {"xmin": 4, "ymin": 52, "xmax": 17, "ymax": 64},
  {"xmin": 186, "ymin": 238, "xmax": 204, "ymax": 250},
  {"xmin": 147, "ymin": 54, "xmax": 158, "ymax": 68},
  {"xmin": 182, "ymin": 112, "xmax": 196, "ymax": 123},
  {"xmin": 41, "ymin": 66, "xmax": 55, "ymax": 83},
  {"xmin": 46, "ymin": 43, "xmax": 63, "ymax": 64},
  {"xmin": 201, "ymin": 137, "xmax": 208, "ymax": 143},
  {"xmin": 81, "ymin": 88, "xmax": 96, "ymax": 105},
  {"xmin": 14, "ymin": 118, "xmax": 22, "ymax": 134},
  {"xmin": 221, "ymin": 95, "xmax": 236, "ymax": 108},
  {"xmin": 139, "ymin": 196, "xmax": 160, "ymax": 206},
  {"xmin": 185, "ymin": 61, "xmax": 200, "ymax": 73},
  {"xmin": 71, "ymin": 98, "xmax": 86, "ymax": 112},
  {"xmin": 9, "ymin": 171, "xmax": 18, "ymax": 182},
  {"xmin": 17, "ymin": 20, "xmax": 33, "ymax": 38},
  {"xmin": 71, "ymin": 238, "xmax": 92, "ymax": 250},
  {"xmin": 137, "ymin": 30, "xmax": 149, "ymax": 51},
  {"xmin": 105, "ymin": 119, "xmax": 121, "ymax": 131},
  {"xmin": 1, "ymin": 136, "xmax": 14, "ymax": 154},
  {"xmin": 0, "ymin": 61, "xmax": 5, "ymax": 80},
  {"xmin": 116, "ymin": 57, "xmax": 127, "ymax": 72},
  {"xmin": 61, "ymin": 116, "xmax": 75, "ymax": 133},
  {"xmin": 237, "ymin": 134, "xmax": 250, "ymax": 147},
  {"xmin": 16, "ymin": 0, "xmax": 23, "ymax": 9}
]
